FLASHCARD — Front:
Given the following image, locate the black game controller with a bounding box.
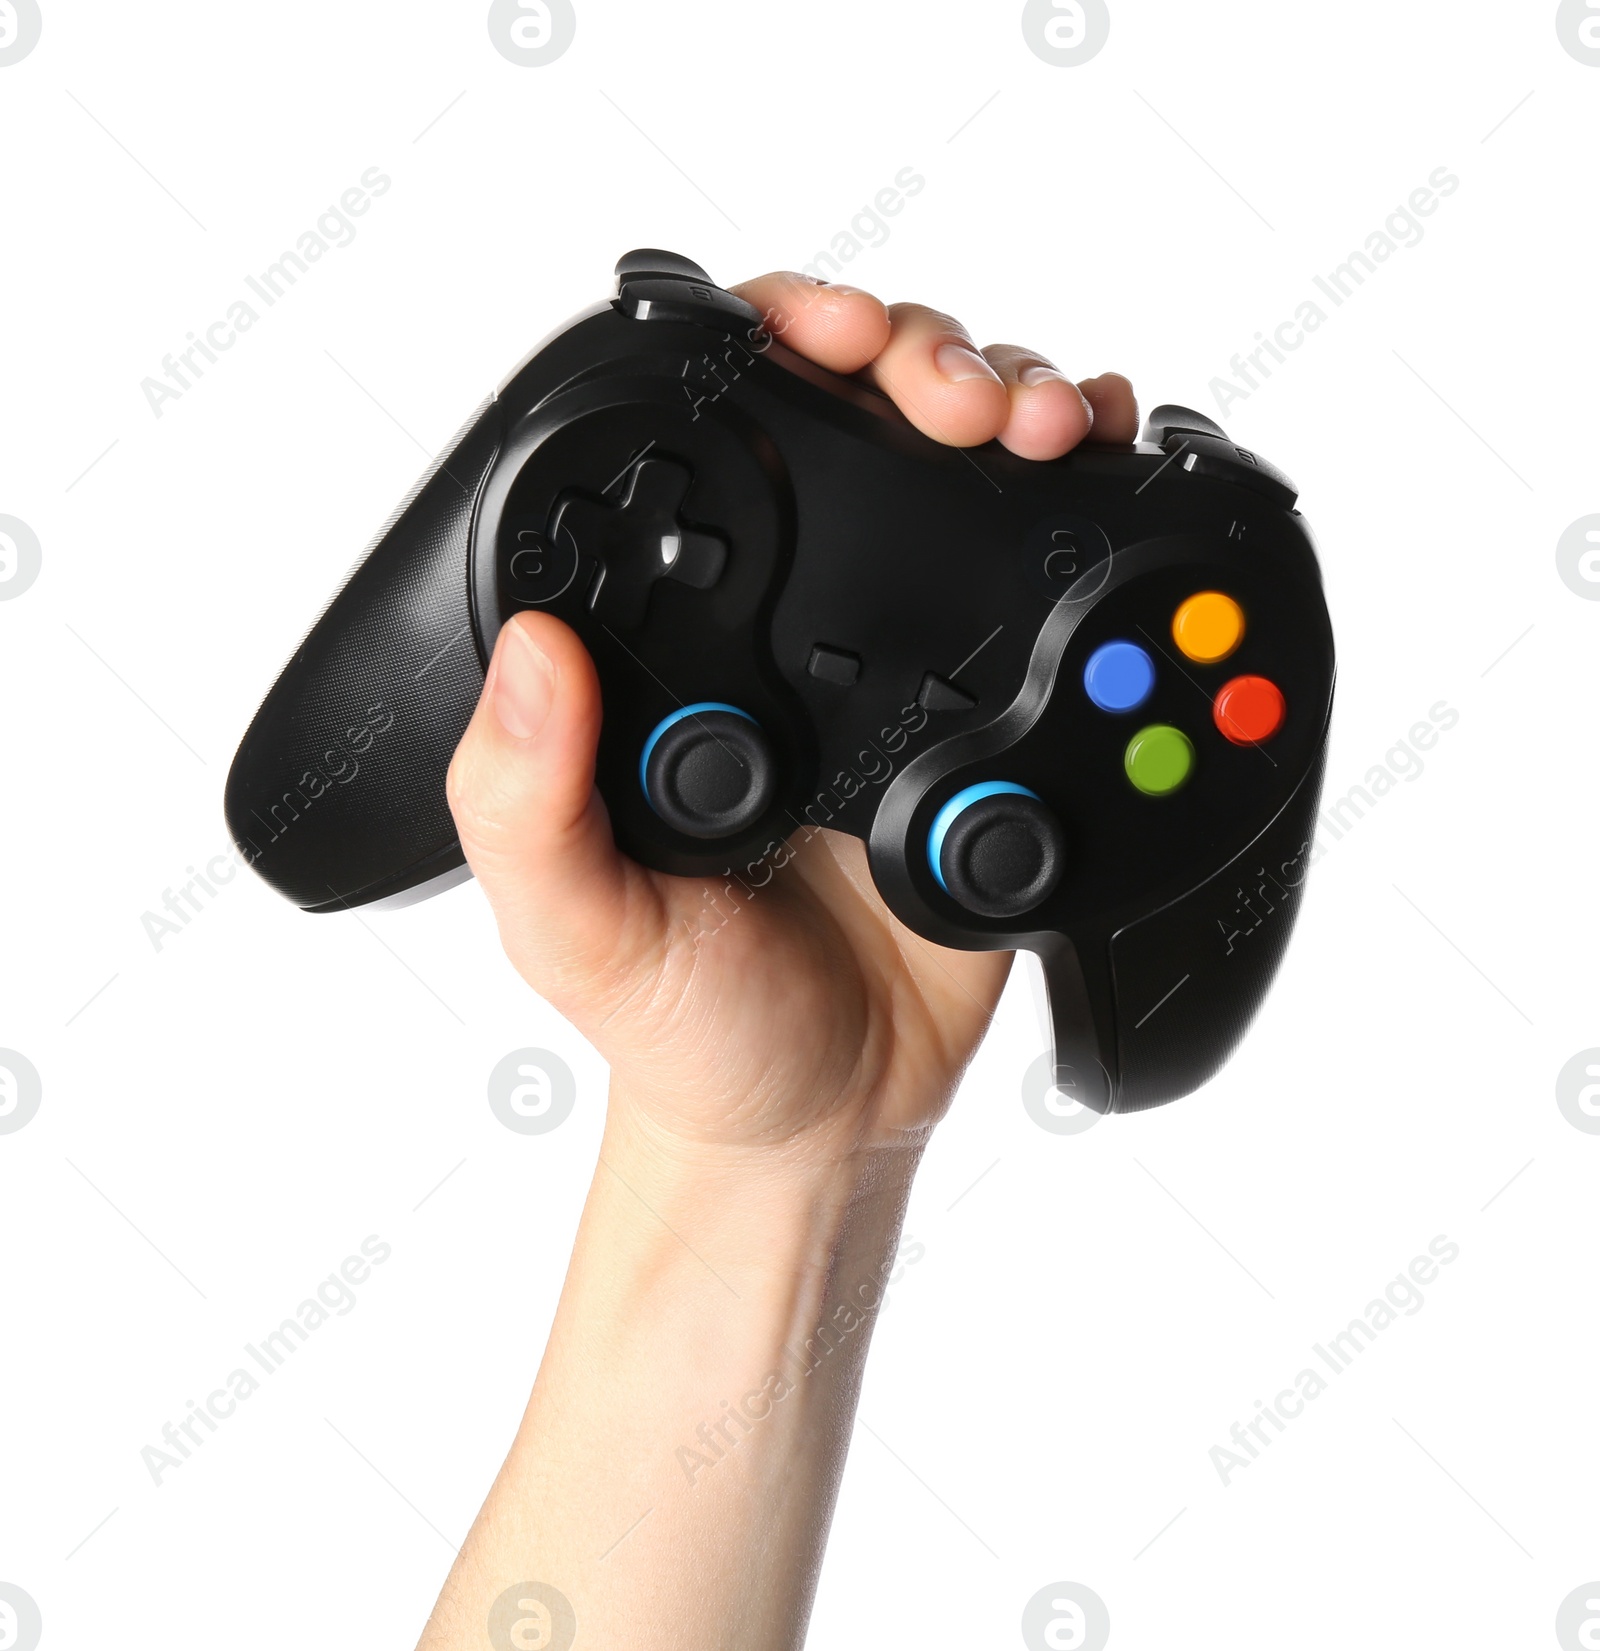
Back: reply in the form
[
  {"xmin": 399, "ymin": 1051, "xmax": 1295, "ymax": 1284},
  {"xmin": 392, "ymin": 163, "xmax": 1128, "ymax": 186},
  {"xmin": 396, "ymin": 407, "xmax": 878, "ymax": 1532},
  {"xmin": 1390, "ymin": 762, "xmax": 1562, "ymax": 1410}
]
[{"xmin": 226, "ymin": 250, "xmax": 1335, "ymax": 1114}]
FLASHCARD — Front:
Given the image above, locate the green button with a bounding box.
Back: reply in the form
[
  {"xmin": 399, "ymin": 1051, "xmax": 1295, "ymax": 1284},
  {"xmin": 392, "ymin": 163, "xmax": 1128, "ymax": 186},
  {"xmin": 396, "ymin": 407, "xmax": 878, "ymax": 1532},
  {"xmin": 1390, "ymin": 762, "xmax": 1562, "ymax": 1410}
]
[{"xmin": 1124, "ymin": 724, "xmax": 1194, "ymax": 796}]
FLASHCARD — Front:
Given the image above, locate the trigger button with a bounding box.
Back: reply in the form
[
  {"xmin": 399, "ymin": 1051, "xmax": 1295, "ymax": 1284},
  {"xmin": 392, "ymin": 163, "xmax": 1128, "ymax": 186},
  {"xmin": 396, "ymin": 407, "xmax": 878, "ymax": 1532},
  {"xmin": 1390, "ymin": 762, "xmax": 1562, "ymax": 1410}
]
[
  {"xmin": 615, "ymin": 248, "xmax": 714, "ymax": 284},
  {"xmin": 1142, "ymin": 403, "xmax": 1228, "ymax": 444}
]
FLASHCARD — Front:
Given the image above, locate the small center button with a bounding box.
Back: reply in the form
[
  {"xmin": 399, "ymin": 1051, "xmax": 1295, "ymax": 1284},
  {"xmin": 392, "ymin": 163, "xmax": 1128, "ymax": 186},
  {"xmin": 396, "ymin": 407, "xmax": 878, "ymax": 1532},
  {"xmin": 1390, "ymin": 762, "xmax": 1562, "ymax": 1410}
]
[{"xmin": 807, "ymin": 645, "xmax": 861, "ymax": 687}]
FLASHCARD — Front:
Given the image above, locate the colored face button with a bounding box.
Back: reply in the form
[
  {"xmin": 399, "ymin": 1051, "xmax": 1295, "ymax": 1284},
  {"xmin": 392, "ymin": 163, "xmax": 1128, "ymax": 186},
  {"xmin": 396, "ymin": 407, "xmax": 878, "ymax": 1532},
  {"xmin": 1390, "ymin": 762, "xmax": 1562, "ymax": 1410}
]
[
  {"xmin": 1213, "ymin": 675, "xmax": 1286, "ymax": 744},
  {"xmin": 1172, "ymin": 591, "xmax": 1245, "ymax": 664},
  {"xmin": 1124, "ymin": 724, "xmax": 1194, "ymax": 796},
  {"xmin": 1083, "ymin": 641, "xmax": 1156, "ymax": 712}
]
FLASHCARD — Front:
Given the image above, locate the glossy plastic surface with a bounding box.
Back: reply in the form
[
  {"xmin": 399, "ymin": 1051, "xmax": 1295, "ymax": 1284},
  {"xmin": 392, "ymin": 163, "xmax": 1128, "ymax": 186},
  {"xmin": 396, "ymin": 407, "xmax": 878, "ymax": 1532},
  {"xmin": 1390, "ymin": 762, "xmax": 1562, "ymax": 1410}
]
[{"xmin": 226, "ymin": 250, "xmax": 1336, "ymax": 1111}]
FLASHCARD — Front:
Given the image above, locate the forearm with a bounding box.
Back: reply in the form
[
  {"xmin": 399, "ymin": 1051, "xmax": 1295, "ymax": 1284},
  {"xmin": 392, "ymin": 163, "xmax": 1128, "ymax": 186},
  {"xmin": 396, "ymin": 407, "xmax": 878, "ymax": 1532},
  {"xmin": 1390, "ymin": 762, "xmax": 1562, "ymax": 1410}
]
[{"xmin": 417, "ymin": 1097, "xmax": 924, "ymax": 1651}]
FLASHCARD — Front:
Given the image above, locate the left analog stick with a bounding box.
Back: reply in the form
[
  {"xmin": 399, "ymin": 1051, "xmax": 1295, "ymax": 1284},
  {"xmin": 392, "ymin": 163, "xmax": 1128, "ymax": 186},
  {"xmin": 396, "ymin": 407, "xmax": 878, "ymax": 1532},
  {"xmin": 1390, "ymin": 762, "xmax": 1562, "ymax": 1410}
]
[{"xmin": 640, "ymin": 704, "xmax": 778, "ymax": 840}]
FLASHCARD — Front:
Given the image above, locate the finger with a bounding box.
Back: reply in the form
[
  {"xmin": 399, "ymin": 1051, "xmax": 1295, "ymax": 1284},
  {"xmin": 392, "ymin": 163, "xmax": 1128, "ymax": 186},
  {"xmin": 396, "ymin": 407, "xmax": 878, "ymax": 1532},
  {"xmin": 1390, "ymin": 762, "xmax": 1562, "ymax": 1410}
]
[
  {"xmin": 1077, "ymin": 372, "xmax": 1139, "ymax": 444},
  {"xmin": 860, "ymin": 303, "xmax": 1012, "ymax": 448},
  {"xmin": 446, "ymin": 613, "xmax": 660, "ymax": 1003},
  {"xmin": 979, "ymin": 345, "xmax": 1094, "ymax": 461},
  {"xmin": 729, "ymin": 272, "xmax": 891, "ymax": 374},
  {"xmin": 785, "ymin": 832, "xmax": 1013, "ymax": 1101},
  {"xmin": 816, "ymin": 832, "xmax": 1013, "ymax": 1025}
]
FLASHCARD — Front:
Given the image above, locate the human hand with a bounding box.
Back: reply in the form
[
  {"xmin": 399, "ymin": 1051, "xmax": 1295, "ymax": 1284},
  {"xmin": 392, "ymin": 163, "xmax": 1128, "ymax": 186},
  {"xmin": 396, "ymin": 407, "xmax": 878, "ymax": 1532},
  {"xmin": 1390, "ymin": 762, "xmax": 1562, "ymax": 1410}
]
[
  {"xmin": 423, "ymin": 279, "xmax": 1136, "ymax": 1650},
  {"xmin": 446, "ymin": 273, "xmax": 1137, "ymax": 1169}
]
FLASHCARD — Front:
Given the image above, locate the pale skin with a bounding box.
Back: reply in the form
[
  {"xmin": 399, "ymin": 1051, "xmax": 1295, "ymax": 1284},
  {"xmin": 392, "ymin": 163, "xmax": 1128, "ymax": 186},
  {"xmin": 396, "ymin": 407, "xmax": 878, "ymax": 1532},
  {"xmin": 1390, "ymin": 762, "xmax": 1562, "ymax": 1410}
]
[{"xmin": 417, "ymin": 273, "xmax": 1137, "ymax": 1650}]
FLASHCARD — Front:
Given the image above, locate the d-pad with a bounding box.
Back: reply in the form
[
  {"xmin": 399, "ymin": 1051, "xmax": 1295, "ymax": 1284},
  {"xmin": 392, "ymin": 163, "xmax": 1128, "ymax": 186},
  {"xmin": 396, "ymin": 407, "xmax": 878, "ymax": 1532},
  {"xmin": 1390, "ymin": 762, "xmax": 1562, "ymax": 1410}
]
[{"xmin": 549, "ymin": 456, "xmax": 727, "ymax": 629}]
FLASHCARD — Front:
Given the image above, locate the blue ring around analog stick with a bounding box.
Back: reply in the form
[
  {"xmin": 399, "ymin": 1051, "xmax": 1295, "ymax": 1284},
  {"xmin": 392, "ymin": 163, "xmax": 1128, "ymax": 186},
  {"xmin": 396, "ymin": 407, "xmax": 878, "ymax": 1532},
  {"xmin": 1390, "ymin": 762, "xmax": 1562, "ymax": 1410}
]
[
  {"xmin": 640, "ymin": 702, "xmax": 758, "ymax": 800},
  {"xmin": 1083, "ymin": 641, "xmax": 1156, "ymax": 713},
  {"xmin": 927, "ymin": 782, "xmax": 1043, "ymax": 893}
]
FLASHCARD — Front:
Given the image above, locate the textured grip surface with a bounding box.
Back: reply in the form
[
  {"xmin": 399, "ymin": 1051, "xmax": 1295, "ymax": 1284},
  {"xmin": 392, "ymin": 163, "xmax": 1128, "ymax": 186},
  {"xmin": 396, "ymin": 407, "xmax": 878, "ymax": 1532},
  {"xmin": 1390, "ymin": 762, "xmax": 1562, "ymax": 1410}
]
[
  {"xmin": 1108, "ymin": 732, "xmax": 1329, "ymax": 1110},
  {"xmin": 224, "ymin": 400, "xmax": 504, "ymax": 910}
]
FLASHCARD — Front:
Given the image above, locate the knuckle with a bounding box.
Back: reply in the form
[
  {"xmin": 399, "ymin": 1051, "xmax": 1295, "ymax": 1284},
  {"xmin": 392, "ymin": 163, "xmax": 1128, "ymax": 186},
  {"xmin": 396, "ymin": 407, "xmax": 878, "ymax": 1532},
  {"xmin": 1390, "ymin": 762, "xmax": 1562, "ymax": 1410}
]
[
  {"xmin": 889, "ymin": 302, "xmax": 966, "ymax": 337},
  {"xmin": 443, "ymin": 748, "xmax": 475, "ymax": 820},
  {"xmin": 444, "ymin": 752, "xmax": 513, "ymax": 855},
  {"xmin": 924, "ymin": 309, "xmax": 969, "ymax": 338}
]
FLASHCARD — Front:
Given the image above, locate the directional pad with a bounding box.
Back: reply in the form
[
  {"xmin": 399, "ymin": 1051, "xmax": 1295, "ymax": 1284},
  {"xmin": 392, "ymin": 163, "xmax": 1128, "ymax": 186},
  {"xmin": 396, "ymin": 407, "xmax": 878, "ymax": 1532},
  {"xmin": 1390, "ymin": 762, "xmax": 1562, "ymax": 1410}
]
[{"xmin": 548, "ymin": 457, "xmax": 727, "ymax": 629}]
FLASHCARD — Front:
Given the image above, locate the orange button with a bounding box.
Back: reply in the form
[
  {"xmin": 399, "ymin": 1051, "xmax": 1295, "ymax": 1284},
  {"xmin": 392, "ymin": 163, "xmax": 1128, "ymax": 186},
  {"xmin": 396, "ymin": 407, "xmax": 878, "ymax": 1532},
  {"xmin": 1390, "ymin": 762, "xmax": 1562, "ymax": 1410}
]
[
  {"xmin": 1172, "ymin": 591, "xmax": 1245, "ymax": 663},
  {"xmin": 1214, "ymin": 675, "xmax": 1285, "ymax": 744}
]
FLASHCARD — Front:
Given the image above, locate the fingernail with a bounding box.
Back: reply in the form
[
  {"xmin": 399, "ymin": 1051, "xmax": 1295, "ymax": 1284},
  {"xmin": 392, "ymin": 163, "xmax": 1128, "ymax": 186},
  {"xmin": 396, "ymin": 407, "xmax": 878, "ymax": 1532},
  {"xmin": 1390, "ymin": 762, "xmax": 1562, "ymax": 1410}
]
[
  {"xmin": 493, "ymin": 622, "xmax": 555, "ymax": 740},
  {"xmin": 1020, "ymin": 363, "xmax": 1066, "ymax": 387},
  {"xmin": 934, "ymin": 342, "xmax": 999, "ymax": 384},
  {"xmin": 826, "ymin": 283, "xmax": 867, "ymax": 297}
]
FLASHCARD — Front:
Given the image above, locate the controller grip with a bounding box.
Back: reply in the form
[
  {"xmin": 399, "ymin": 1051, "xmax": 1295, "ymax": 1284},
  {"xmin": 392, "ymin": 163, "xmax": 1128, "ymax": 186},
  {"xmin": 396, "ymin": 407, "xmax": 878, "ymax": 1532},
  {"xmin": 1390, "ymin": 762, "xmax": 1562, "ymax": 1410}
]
[
  {"xmin": 224, "ymin": 398, "xmax": 505, "ymax": 911},
  {"xmin": 1035, "ymin": 730, "xmax": 1329, "ymax": 1114},
  {"xmin": 1106, "ymin": 732, "xmax": 1330, "ymax": 1110}
]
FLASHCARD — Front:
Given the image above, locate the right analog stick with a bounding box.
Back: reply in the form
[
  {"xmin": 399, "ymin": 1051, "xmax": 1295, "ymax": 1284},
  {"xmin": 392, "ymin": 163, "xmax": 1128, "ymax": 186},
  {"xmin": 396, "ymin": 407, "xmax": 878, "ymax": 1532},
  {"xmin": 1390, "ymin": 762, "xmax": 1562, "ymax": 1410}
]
[
  {"xmin": 640, "ymin": 703, "xmax": 778, "ymax": 840},
  {"xmin": 928, "ymin": 783, "xmax": 1067, "ymax": 919}
]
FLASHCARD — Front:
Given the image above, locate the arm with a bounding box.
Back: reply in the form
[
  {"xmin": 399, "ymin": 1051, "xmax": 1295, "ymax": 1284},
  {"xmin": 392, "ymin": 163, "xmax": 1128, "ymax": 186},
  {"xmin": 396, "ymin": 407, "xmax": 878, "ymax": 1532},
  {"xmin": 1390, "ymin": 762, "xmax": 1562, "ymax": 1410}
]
[
  {"xmin": 417, "ymin": 273, "xmax": 1138, "ymax": 1650},
  {"xmin": 419, "ymin": 1118, "xmax": 920, "ymax": 1648}
]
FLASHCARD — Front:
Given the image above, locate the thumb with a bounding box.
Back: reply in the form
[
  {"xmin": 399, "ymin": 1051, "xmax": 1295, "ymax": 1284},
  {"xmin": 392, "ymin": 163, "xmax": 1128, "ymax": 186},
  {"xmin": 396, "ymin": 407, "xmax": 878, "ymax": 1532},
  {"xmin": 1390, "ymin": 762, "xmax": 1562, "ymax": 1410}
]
[{"xmin": 446, "ymin": 613, "xmax": 647, "ymax": 999}]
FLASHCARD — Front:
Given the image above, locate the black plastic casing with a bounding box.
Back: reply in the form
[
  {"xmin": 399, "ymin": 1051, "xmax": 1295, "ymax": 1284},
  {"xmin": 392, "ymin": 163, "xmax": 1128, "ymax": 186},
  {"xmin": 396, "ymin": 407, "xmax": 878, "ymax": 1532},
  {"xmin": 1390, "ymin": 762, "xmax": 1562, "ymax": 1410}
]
[{"xmin": 226, "ymin": 252, "xmax": 1335, "ymax": 1114}]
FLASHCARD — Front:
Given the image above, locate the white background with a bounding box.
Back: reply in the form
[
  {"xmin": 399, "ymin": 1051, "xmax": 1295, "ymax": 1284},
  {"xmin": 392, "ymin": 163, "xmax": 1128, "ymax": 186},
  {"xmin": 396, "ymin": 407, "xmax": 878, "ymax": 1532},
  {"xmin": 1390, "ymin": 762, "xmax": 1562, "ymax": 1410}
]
[{"xmin": 2, "ymin": 2, "xmax": 1597, "ymax": 1647}]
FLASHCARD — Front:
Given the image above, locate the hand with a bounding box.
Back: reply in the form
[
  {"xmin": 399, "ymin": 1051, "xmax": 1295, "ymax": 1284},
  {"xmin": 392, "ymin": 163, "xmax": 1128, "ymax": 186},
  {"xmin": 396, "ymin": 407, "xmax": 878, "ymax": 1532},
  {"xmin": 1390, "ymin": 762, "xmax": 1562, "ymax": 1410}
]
[
  {"xmin": 446, "ymin": 273, "xmax": 1137, "ymax": 1167},
  {"xmin": 423, "ymin": 275, "xmax": 1138, "ymax": 1651}
]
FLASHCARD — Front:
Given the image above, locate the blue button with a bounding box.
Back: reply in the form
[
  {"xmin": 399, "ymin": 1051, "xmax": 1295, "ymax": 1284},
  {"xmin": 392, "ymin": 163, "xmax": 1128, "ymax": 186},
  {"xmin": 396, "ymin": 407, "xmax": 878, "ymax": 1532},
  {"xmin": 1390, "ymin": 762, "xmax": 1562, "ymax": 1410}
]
[{"xmin": 1083, "ymin": 641, "xmax": 1155, "ymax": 712}]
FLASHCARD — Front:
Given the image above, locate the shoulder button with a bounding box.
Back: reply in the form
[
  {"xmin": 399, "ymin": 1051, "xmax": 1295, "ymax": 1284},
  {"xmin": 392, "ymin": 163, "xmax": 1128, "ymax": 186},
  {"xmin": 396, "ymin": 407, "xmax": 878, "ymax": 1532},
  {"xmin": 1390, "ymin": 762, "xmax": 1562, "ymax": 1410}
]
[
  {"xmin": 613, "ymin": 249, "xmax": 763, "ymax": 331},
  {"xmin": 618, "ymin": 276, "xmax": 762, "ymax": 331},
  {"xmin": 1162, "ymin": 430, "xmax": 1299, "ymax": 510}
]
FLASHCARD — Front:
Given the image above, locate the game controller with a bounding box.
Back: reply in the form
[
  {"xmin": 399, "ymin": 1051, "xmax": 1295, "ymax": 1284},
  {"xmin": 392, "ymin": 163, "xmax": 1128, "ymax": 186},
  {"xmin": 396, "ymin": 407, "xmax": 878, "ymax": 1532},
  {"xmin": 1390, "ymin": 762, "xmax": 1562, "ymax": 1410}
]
[{"xmin": 225, "ymin": 249, "xmax": 1336, "ymax": 1113}]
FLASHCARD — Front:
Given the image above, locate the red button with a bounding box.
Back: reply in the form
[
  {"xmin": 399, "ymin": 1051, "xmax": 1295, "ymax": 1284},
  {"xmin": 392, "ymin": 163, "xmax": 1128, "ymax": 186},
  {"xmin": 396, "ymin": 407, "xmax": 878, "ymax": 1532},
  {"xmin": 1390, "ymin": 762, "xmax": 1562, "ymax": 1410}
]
[{"xmin": 1214, "ymin": 675, "xmax": 1285, "ymax": 744}]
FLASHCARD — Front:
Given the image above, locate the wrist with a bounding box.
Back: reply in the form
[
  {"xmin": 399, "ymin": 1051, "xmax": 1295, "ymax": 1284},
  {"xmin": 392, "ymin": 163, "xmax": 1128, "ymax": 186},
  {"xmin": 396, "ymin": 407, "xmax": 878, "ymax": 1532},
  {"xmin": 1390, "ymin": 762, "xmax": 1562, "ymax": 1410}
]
[
  {"xmin": 602, "ymin": 1088, "xmax": 922, "ymax": 1229},
  {"xmin": 573, "ymin": 1091, "xmax": 923, "ymax": 1336}
]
